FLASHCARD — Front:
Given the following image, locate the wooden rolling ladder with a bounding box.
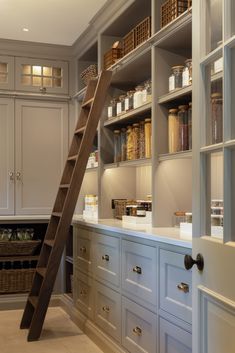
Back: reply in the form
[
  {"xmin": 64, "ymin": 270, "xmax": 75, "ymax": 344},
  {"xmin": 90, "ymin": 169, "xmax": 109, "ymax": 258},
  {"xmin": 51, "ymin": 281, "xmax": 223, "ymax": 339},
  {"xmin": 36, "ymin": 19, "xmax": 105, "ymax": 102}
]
[{"xmin": 20, "ymin": 70, "xmax": 112, "ymax": 341}]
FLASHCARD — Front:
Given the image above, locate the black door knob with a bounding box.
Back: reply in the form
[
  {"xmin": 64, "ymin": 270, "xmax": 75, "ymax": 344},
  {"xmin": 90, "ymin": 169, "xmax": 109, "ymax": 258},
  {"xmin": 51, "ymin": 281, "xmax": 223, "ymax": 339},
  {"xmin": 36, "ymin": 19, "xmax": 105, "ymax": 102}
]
[{"xmin": 184, "ymin": 253, "xmax": 204, "ymax": 271}]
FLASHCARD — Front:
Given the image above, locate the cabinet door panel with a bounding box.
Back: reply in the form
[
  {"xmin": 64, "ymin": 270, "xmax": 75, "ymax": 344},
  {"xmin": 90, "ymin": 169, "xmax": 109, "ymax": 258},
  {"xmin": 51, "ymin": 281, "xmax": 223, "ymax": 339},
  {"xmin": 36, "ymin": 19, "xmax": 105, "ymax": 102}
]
[
  {"xmin": 15, "ymin": 100, "xmax": 68, "ymax": 214},
  {"xmin": 75, "ymin": 271, "xmax": 94, "ymax": 320},
  {"xmin": 0, "ymin": 98, "xmax": 14, "ymax": 214},
  {"xmin": 0, "ymin": 56, "xmax": 14, "ymax": 90}
]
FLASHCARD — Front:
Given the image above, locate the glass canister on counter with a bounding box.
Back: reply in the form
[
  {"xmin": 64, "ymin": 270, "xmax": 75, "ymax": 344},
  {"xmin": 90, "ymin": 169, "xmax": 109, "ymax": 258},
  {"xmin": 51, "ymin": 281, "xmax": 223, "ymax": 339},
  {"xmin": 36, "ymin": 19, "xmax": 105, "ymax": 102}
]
[
  {"xmin": 211, "ymin": 93, "xmax": 223, "ymax": 144},
  {"xmin": 188, "ymin": 102, "xmax": 192, "ymax": 150},
  {"xmin": 139, "ymin": 121, "xmax": 145, "ymax": 159},
  {"xmin": 108, "ymin": 98, "xmax": 117, "ymax": 119},
  {"xmin": 169, "ymin": 66, "xmax": 184, "ymax": 92},
  {"xmin": 114, "ymin": 129, "xmax": 121, "ymax": 162},
  {"xmin": 125, "ymin": 90, "xmax": 135, "ymax": 111},
  {"xmin": 126, "ymin": 125, "xmax": 134, "ymax": 160},
  {"xmin": 120, "ymin": 127, "xmax": 127, "ymax": 161},
  {"xmin": 182, "ymin": 59, "xmax": 192, "ymax": 87},
  {"xmin": 144, "ymin": 118, "xmax": 151, "ymax": 158},
  {"xmin": 142, "ymin": 79, "xmax": 152, "ymax": 104},
  {"xmin": 133, "ymin": 85, "xmax": 144, "ymax": 109},
  {"xmin": 168, "ymin": 108, "xmax": 179, "ymax": 153},
  {"xmin": 178, "ymin": 105, "xmax": 189, "ymax": 151},
  {"xmin": 132, "ymin": 123, "xmax": 140, "ymax": 160}
]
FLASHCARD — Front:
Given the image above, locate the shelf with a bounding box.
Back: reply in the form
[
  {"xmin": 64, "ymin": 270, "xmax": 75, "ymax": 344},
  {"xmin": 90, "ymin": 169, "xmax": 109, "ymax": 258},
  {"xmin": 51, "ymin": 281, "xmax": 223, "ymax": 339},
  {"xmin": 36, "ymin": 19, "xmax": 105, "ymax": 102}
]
[
  {"xmin": 200, "ymin": 143, "xmax": 223, "ymax": 153},
  {"xmin": 104, "ymin": 158, "xmax": 151, "ymax": 169},
  {"xmin": 104, "ymin": 102, "xmax": 152, "ymax": 127},
  {"xmin": 158, "ymin": 86, "xmax": 192, "ymax": 105},
  {"xmin": 224, "ymin": 140, "xmax": 235, "ymax": 148},
  {"xmin": 159, "ymin": 150, "xmax": 192, "ymax": 161},
  {"xmin": 66, "ymin": 256, "xmax": 73, "ymax": 264},
  {"xmin": 0, "ymin": 255, "xmax": 39, "ymax": 262}
]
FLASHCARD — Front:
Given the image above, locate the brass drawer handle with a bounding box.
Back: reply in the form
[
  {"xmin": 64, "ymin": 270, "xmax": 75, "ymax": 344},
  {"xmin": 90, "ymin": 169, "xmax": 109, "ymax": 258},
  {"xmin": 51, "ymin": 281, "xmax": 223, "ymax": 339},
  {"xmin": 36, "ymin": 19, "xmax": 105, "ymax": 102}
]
[
  {"xmin": 102, "ymin": 305, "xmax": 110, "ymax": 313},
  {"xmin": 133, "ymin": 266, "xmax": 142, "ymax": 274},
  {"xmin": 133, "ymin": 326, "xmax": 142, "ymax": 336},
  {"xmin": 79, "ymin": 246, "xmax": 86, "ymax": 253},
  {"xmin": 80, "ymin": 289, "xmax": 87, "ymax": 297},
  {"xmin": 102, "ymin": 254, "xmax": 109, "ymax": 261},
  {"xmin": 177, "ymin": 282, "xmax": 189, "ymax": 293}
]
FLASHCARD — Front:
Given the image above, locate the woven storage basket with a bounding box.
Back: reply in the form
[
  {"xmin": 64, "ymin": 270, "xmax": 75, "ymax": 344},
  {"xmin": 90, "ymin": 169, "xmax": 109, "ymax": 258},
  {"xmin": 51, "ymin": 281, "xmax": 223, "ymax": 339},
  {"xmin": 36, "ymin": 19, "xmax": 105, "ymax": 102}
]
[
  {"xmin": 0, "ymin": 240, "xmax": 41, "ymax": 256},
  {"xmin": 188, "ymin": 0, "xmax": 192, "ymax": 8},
  {"xmin": 0, "ymin": 268, "xmax": 35, "ymax": 293},
  {"xmin": 104, "ymin": 48, "xmax": 122, "ymax": 70},
  {"xmin": 80, "ymin": 64, "xmax": 98, "ymax": 86},
  {"xmin": 161, "ymin": 0, "xmax": 189, "ymax": 28},
  {"xmin": 114, "ymin": 199, "xmax": 127, "ymax": 219},
  {"xmin": 123, "ymin": 30, "xmax": 135, "ymax": 56},
  {"xmin": 135, "ymin": 17, "xmax": 151, "ymax": 47}
]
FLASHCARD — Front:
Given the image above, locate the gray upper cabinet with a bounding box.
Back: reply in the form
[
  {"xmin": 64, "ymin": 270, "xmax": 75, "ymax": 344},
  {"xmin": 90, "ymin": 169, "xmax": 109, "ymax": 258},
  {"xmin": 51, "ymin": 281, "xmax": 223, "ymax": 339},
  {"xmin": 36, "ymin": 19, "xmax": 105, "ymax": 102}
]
[
  {"xmin": 0, "ymin": 56, "xmax": 14, "ymax": 90},
  {"xmin": 15, "ymin": 57, "xmax": 68, "ymax": 94}
]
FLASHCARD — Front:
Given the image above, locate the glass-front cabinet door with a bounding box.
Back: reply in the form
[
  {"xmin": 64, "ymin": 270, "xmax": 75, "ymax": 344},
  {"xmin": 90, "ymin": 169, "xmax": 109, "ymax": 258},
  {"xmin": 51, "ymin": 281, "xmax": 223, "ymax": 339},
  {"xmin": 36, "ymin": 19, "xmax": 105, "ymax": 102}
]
[
  {"xmin": 0, "ymin": 56, "xmax": 14, "ymax": 90},
  {"xmin": 192, "ymin": 1, "xmax": 235, "ymax": 352},
  {"xmin": 15, "ymin": 57, "xmax": 68, "ymax": 94}
]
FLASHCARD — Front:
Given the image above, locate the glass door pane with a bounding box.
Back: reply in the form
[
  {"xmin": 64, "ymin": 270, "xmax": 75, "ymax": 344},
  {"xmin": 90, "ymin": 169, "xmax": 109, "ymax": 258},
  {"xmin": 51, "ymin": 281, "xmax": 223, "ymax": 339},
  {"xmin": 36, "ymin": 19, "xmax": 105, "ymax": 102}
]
[{"xmin": 206, "ymin": 0, "xmax": 223, "ymax": 53}]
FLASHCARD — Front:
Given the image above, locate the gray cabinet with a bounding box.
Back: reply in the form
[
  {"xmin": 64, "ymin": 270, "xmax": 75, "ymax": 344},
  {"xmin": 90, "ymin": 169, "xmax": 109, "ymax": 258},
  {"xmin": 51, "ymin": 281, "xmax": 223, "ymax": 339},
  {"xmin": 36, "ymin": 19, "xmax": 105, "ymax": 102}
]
[
  {"xmin": 75, "ymin": 227, "xmax": 93, "ymax": 275},
  {"xmin": 0, "ymin": 55, "xmax": 14, "ymax": 90},
  {"xmin": 75, "ymin": 271, "xmax": 94, "ymax": 320}
]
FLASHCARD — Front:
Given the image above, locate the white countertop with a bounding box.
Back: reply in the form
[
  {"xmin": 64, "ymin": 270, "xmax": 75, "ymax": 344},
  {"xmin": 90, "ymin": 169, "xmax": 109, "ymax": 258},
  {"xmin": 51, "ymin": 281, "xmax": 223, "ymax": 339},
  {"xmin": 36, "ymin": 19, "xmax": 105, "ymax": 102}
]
[{"xmin": 72, "ymin": 216, "xmax": 192, "ymax": 248}]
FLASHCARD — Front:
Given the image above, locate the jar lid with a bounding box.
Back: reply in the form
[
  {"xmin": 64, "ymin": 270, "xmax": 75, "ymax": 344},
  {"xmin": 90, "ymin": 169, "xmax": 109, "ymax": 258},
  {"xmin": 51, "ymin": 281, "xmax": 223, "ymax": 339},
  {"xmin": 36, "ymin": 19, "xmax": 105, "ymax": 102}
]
[
  {"xmin": 119, "ymin": 95, "xmax": 126, "ymax": 99},
  {"xmin": 145, "ymin": 118, "xmax": 151, "ymax": 122},
  {"xmin": 169, "ymin": 108, "xmax": 178, "ymax": 113},
  {"xmin": 110, "ymin": 98, "xmax": 117, "ymax": 103},
  {"xmin": 133, "ymin": 123, "xmax": 139, "ymax": 127},
  {"xmin": 172, "ymin": 65, "xmax": 184, "ymax": 69},
  {"xmin": 135, "ymin": 85, "xmax": 144, "ymax": 90},
  {"xmin": 185, "ymin": 58, "xmax": 192, "ymax": 64},
  {"xmin": 114, "ymin": 129, "xmax": 120, "ymax": 133},
  {"xmin": 127, "ymin": 90, "xmax": 135, "ymax": 95},
  {"xmin": 211, "ymin": 93, "xmax": 222, "ymax": 99},
  {"xmin": 178, "ymin": 105, "xmax": 188, "ymax": 110}
]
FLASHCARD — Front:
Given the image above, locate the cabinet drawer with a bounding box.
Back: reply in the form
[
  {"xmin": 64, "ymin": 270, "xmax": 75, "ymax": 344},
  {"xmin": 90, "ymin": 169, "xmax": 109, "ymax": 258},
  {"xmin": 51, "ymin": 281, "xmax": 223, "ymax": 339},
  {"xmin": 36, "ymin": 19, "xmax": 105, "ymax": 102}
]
[
  {"xmin": 159, "ymin": 317, "xmax": 192, "ymax": 353},
  {"xmin": 122, "ymin": 240, "xmax": 157, "ymax": 306},
  {"xmin": 75, "ymin": 272, "xmax": 94, "ymax": 320},
  {"xmin": 122, "ymin": 296, "xmax": 157, "ymax": 353},
  {"xmin": 94, "ymin": 233, "xmax": 120, "ymax": 287},
  {"xmin": 76, "ymin": 229, "xmax": 93, "ymax": 275},
  {"xmin": 95, "ymin": 282, "xmax": 121, "ymax": 342},
  {"xmin": 160, "ymin": 249, "xmax": 192, "ymax": 323}
]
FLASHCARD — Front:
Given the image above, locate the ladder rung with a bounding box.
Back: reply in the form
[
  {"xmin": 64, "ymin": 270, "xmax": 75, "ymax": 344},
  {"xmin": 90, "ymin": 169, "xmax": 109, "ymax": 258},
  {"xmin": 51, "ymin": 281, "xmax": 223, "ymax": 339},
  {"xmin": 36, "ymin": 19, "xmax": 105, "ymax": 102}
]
[
  {"xmin": 67, "ymin": 155, "xmax": 77, "ymax": 162},
  {"xmin": 28, "ymin": 296, "xmax": 38, "ymax": 308},
  {"xmin": 36, "ymin": 267, "xmax": 47, "ymax": 278},
  {"xmin": 82, "ymin": 97, "xmax": 94, "ymax": 108},
  {"xmin": 75, "ymin": 126, "xmax": 86, "ymax": 135},
  {"xmin": 52, "ymin": 212, "xmax": 62, "ymax": 217},
  {"xmin": 44, "ymin": 239, "xmax": 54, "ymax": 247},
  {"xmin": 59, "ymin": 184, "xmax": 70, "ymax": 189}
]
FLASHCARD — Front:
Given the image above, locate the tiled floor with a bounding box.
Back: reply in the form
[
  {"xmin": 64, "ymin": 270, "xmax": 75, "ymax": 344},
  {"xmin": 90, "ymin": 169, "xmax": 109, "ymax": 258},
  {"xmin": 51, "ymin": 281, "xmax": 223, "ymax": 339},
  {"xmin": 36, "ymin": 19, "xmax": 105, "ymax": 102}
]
[{"xmin": 0, "ymin": 307, "xmax": 104, "ymax": 353}]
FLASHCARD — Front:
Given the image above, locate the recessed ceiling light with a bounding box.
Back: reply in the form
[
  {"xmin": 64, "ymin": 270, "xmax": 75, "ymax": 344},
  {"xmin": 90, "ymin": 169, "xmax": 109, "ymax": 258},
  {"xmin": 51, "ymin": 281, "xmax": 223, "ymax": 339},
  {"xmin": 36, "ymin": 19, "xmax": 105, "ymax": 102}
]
[{"xmin": 22, "ymin": 28, "xmax": 29, "ymax": 32}]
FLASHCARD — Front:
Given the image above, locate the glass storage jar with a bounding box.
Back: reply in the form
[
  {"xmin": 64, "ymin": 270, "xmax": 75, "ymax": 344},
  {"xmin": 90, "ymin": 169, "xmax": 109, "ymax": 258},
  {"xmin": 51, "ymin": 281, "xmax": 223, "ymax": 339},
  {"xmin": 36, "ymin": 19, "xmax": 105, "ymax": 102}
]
[
  {"xmin": 114, "ymin": 129, "xmax": 121, "ymax": 162},
  {"xmin": 133, "ymin": 85, "xmax": 144, "ymax": 109},
  {"xmin": 142, "ymin": 79, "xmax": 152, "ymax": 104},
  {"xmin": 188, "ymin": 102, "xmax": 192, "ymax": 150},
  {"xmin": 132, "ymin": 123, "xmax": 140, "ymax": 160},
  {"xmin": 144, "ymin": 118, "xmax": 151, "ymax": 158},
  {"xmin": 169, "ymin": 65, "xmax": 184, "ymax": 92},
  {"xmin": 120, "ymin": 127, "xmax": 127, "ymax": 161},
  {"xmin": 127, "ymin": 125, "xmax": 134, "ymax": 160},
  {"xmin": 116, "ymin": 97, "xmax": 122, "ymax": 115},
  {"xmin": 182, "ymin": 59, "xmax": 192, "ymax": 87},
  {"xmin": 120, "ymin": 94, "xmax": 126, "ymax": 113},
  {"xmin": 125, "ymin": 90, "xmax": 135, "ymax": 111},
  {"xmin": 178, "ymin": 105, "xmax": 189, "ymax": 151},
  {"xmin": 139, "ymin": 121, "xmax": 145, "ymax": 159},
  {"xmin": 107, "ymin": 99, "xmax": 117, "ymax": 119},
  {"xmin": 168, "ymin": 109, "xmax": 179, "ymax": 153},
  {"xmin": 211, "ymin": 93, "xmax": 223, "ymax": 144}
]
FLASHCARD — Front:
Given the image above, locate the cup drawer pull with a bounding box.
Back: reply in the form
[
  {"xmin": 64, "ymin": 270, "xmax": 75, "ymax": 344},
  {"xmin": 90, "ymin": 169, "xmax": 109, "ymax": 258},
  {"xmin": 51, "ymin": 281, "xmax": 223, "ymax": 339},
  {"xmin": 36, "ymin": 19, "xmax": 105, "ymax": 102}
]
[
  {"xmin": 133, "ymin": 266, "xmax": 142, "ymax": 274},
  {"xmin": 80, "ymin": 289, "xmax": 87, "ymax": 297},
  {"xmin": 133, "ymin": 326, "xmax": 142, "ymax": 336},
  {"xmin": 102, "ymin": 305, "xmax": 110, "ymax": 313},
  {"xmin": 177, "ymin": 282, "xmax": 189, "ymax": 293},
  {"xmin": 80, "ymin": 246, "xmax": 86, "ymax": 253},
  {"xmin": 102, "ymin": 254, "xmax": 109, "ymax": 261}
]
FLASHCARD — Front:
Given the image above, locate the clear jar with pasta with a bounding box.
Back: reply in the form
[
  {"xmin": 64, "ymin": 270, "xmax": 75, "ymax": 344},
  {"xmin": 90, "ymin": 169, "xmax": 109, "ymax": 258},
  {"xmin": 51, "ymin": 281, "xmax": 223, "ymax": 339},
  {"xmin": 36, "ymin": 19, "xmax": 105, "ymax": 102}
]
[
  {"xmin": 126, "ymin": 125, "xmax": 134, "ymax": 160},
  {"xmin": 139, "ymin": 121, "xmax": 145, "ymax": 159},
  {"xmin": 168, "ymin": 109, "xmax": 179, "ymax": 153},
  {"xmin": 132, "ymin": 123, "xmax": 140, "ymax": 160},
  {"xmin": 178, "ymin": 105, "xmax": 189, "ymax": 151},
  {"xmin": 144, "ymin": 118, "xmax": 151, "ymax": 158},
  {"xmin": 120, "ymin": 127, "xmax": 127, "ymax": 161},
  {"xmin": 113, "ymin": 129, "xmax": 121, "ymax": 162}
]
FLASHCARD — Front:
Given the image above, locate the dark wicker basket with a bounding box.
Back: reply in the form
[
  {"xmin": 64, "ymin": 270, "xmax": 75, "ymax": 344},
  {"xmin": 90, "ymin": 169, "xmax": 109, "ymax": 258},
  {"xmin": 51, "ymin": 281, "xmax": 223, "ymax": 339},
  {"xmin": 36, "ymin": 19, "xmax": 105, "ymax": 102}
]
[
  {"xmin": 114, "ymin": 199, "xmax": 127, "ymax": 219},
  {"xmin": 0, "ymin": 240, "xmax": 41, "ymax": 256},
  {"xmin": 123, "ymin": 30, "xmax": 135, "ymax": 56},
  {"xmin": 161, "ymin": 0, "xmax": 189, "ymax": 28},
  {"xmin": 104, "ymin": 48, "xmax": 122, "ymax": 69},
  {"xmin": 135, "ymin": 17, "xmax": 151, "ymax": 47},
  {"xmin": 0, "ymin": 269, "xmax": 35, "ymax": 293},
  {"xmin": 80, "ymin": 64, "xmax": 98, "ymax": 86}
]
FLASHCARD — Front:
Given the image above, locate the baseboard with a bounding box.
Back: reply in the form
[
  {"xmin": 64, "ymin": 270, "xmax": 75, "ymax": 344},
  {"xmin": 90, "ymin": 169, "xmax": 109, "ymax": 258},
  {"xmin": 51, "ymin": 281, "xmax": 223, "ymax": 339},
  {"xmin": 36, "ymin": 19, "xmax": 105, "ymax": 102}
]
[
  {"xmin": 60, "ymin": 295, "xmax": 127, "ymax": 353},
  {"xmin": 0, "ymin": 293, "xmax": 63, "ymax": 311}
]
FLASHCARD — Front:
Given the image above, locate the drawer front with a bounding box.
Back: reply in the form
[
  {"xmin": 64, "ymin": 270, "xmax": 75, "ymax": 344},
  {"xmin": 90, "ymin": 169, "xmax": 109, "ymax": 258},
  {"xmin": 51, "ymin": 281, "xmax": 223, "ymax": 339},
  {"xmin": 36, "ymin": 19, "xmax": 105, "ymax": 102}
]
[
  {"xmin": 160, "ymin": 249, "xmax": 192, "ymax": 323},
  {"xmin": 76, "ymin": 230, "xmax": 93, "ymax": 275},
  {"xmin": 94, "ymin": 233, "xmax": 120, "ymax": 287},
  {"xmin": 122, "ymin": 296, "xmax": 157, "ymax": 353},
  {"xmin": 95, "ymin": 282, "xmax": 121, "ymax": 342},
  {"xmin": 75, "ymin": 272, "xmax": 94, "ymax": 320},
  {"xmin": 159, "ymin": 317, "xmax": 192, "ymax": 353},
  {"xmin": 122, "ymin": 240, "xmax": 157, "ymax": 306}
]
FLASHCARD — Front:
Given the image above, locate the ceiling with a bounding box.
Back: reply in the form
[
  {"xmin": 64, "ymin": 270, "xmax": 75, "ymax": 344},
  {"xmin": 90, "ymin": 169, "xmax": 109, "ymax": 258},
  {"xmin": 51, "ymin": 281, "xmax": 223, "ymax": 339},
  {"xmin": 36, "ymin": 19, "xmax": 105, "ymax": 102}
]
[{"xmin": 0, "ymin": 0, "xmax": 107, "ymax": 46}]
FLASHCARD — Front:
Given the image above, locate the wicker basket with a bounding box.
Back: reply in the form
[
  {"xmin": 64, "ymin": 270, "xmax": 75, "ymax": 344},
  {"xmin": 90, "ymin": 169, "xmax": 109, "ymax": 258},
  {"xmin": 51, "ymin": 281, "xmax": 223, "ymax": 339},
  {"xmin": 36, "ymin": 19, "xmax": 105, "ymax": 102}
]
[
  {"xmin": 0, "ymin": 268, "xmax": 35, "ymax": 293},
  {"xmin": 135, "ymin": 17, "xmax": 151, "ymax": 47},
  {"xmin": 188, "ymin": 0, "xmax": 192, "ymax": 8},
  {"xmin": 104, "ymin": 48, "xmax": 122, "ymax": 70},
  {"xmin": 80, "ymin": 64, "xmax": 98, "ymax": 86},
  {"xmin": 161, "ymin": 0, "xmax": 189, "ymax": 28},
  {"xmin": 114, "ymin": 199, "xmax": 127, "ymax": 220},
  {"xmin": 123, "ymin": 30, "xmax": 135, "ymax": 56},
  {"xmin": 0, "ymin": 240, "xmax": 41, "ymax": 256}
]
